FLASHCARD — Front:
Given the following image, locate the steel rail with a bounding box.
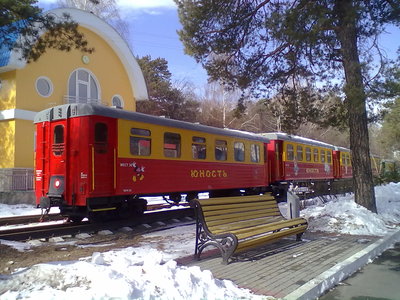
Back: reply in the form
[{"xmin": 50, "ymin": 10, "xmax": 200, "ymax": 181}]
[{"xmin": 0, "ymin": 207, "xmax": 194, "ymax": 241}]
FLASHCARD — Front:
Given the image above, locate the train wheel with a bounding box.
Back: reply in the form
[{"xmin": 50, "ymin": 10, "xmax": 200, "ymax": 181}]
[
  {"xmin": 185, "ymin": 192, "xmax": 198, "ymax": 202},
  {"xmin": 88, "ymin": 211, "xmax": 106, "ymax": 223},
  {"xmin": 168, "ymin": 193, "xmax": 181, "ymax": 204},
  {"xmin": 117, "ymin": 201, "xmax": 131, "ymax": 219},
  {"xmin": 69, "ymin": 216, "xmax": 84, "ymax": 223}
]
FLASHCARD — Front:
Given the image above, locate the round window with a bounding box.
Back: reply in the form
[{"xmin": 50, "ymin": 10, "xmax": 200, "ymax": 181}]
[
  {"xmin": 112, "ymin": 95, "xmax": 124, "ymax": 109},
  {"xmin": 35, "ymin": 77, "xmax": 53, "ymax": 97}
]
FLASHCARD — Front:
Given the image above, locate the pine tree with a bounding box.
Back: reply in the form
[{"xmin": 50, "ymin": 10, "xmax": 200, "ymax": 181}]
[
  {"xmin": 136, "ymin": 55, "xmax": 200, "ymax": 122},
  {"xmin": 0, "ymin": 0, "xmax": 94, "ymax": 62},
  {"xmin": 175, "ymin": 0, "xmax": 400, "ymax": 212}
]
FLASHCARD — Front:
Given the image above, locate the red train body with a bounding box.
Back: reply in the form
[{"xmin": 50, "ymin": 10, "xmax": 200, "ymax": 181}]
[
  {"xmin": 34, "ymin": 104, "xmax": 361, "ymax": 221},
  {"xmin": 34, "ymin": 104, "xmax": 270, "ymax": 221}
]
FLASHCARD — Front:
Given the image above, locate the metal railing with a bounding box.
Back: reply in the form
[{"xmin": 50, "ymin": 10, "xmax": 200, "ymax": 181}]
[
  {"xmin": 63, "ymin": 96, "xmax": 108, "ymax": 106},
  {"xmin": 0, "ymin": 168, "xmax": 34, "ymax": 192}
]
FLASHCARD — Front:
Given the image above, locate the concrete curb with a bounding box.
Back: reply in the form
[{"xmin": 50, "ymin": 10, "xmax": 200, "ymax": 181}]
[{"xmin": 283, "ymin": 229, "xmax": 400, "ymax": 300}]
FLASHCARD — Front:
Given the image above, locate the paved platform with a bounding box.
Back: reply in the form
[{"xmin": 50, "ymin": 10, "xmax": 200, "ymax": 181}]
[{"xmin": 179, "ymin": 230, "xmax": 400, "ymax": 300}]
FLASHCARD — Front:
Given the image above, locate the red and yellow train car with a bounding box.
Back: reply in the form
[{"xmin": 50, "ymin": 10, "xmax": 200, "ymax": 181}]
[
  {"xmin": 262, "ymin": 133, "xmax": 336, "ymax": 182},
  {"xmin": 34, "ymin": 104, "xmax": 270, "ymax": 221},
  {"xmin": 262, "ymin": 133, "xmax": 336, "ymax": 198},
  {"xmin": 332, "ymin": 146, "xmax": 353, "ymax": 179}
]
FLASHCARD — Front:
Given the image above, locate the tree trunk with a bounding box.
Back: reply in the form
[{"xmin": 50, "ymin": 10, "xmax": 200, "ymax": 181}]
[{"xmin": 335, "ymin": 0, "xmax": 377, "ymax": 212}]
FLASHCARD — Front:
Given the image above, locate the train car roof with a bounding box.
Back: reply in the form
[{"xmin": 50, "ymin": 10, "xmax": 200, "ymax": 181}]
[
  {"xmin": 34, "ymin": 103, "xmax": 270, "ymax": 143},
  {"xmin": 334, "ymin": 146, "xmax": 350, "ymax": 152},
  {"xmin": 261, "ymin": 132, "xmax": 336, "ymax": 149}
]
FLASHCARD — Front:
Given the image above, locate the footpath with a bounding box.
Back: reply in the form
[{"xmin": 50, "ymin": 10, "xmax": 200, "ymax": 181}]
[{"xmin": 180, "ymin": 229, "xmax": 400, "ymax": 300}]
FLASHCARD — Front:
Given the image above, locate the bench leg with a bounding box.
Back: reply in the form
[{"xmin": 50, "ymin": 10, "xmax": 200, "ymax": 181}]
[
  {"xmin": 296, "ymin": 233, "xmax": 303, "ymax": 241},
  {"xmin": 195, "ymin": 233, "xmax": 238, "ymax": 264}
]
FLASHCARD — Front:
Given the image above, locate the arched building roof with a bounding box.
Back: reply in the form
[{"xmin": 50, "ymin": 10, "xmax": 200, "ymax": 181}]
[{"xmin": 0, "ymin": 8, "xmax": 148, "ymax": 101}]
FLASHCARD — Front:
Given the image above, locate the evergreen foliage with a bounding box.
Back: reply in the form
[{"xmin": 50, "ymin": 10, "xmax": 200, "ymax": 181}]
[
  {"xmin": 379, "ymin": 97, "xmax": 400, "ymax": 155},
  {"xmin": 136, "ymin": 55, "xmax": 200, "ymax": 122},
  {"xmin": 0, "ymin": 0, "xmax": 94, "ymax": 62}
]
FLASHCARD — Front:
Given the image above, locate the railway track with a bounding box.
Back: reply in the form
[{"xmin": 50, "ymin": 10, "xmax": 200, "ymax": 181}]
[
  {"xmin": 0, "ymin": 214, "xmax": 64, "ymax": 227},
  {"xmin": 0, "ymin": 206, "xmax": 194, "ymax": 241},
  {"xmin": 0, "ymin": 202, "xmax": 189, "ymax": 227}
]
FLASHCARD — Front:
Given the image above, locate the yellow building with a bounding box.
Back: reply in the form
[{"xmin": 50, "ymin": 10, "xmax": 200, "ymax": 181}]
[{"xmin": 0, "ymin": 8, "xmax": 148, "ymax": 195}]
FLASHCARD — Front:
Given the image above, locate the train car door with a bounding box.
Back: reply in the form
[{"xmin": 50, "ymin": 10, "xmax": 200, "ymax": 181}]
[
  {"xmin": 90, "ymin": 118, "xmax": 116, "ymax": 195},
  {"xmin": 45, "ymin": 121, "xmax": 68, "ymax": 200},
  {"xmin": 35, "ymin": 122, "xmax": 50, "ymax": 201},
  {"xmin": 275, "ymin": 140, "xmax": 284, "ymax": 180},
  {"xmin": 332, "ymin": 151, "xmax": 341, "ymax": 179}
]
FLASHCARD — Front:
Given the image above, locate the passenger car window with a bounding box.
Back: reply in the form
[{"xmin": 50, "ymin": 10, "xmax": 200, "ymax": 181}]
[
  {"xmin": 234, "ymin": 142, "xmax": 245, "ymax": 162},
  {"xmin": 305, "ymin": 147, "xmax": 311, "ymax": 162},
  {"xmin": 321, "ymin": 149, "xmax": 326, "ymax": 163},
  {"xmin": 250, "ymin": 144, "xmax": 260, "ymax": 163},
  {"xmin": 192, "ymin": 136, "xmax": 206, "ymax": 159},
  {"xmin": 94, "ymin": 123, "xmax": 108, "ymax": 154},
  {"xmin": 327, "ymin": 150, "xmax": 332, "ymax": 164},
  {"xmin": 313, "ymin": 148, "xmax": 319, "ymax": 162},
  {"xmin": 287, "ymin": 144, "xmax": 294, "ymax": 161},
  {"xmin": 215, "ymin": 140, "xmax": 227, "ymax": 161},
  {"xmin": 130, "ymin": 128, "xmax": 151, "ymax": 156},
  {"xmin": 297, "ymin": 145, "xmax": 303, "ymax": 161},
  {"xmin": 53, "ymin": 125, "xmax": 64, "ymax": 156},
  {"xmin": 164, "ymin": 132, "xmax": 181, "ymax": 158}
]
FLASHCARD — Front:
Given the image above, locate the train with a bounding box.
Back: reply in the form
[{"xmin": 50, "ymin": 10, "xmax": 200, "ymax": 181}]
[{"xmin": 33, "ymin": 103, "xmax": 385, "ymax": 222}]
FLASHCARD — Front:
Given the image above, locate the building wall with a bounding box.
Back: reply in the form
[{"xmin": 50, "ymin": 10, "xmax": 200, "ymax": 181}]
[
  {"xmin": 0, "ymin": 120, "xmax": 15, "ymax": 168},
  {"xmin": 0, "ymin": 71, "xmax": 16, "ymax": 111},
  {"xmin": 15, "ymin": 119, "xmax": 35, "ymax": 168},
  {"xmin": 15, "ymin": 26, "xmax": 136, "ymax": 112}
]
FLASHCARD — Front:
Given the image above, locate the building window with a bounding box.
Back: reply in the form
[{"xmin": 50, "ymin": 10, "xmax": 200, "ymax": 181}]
[
  {"xmin": 234, "ymin": 142, "xmax": 245, "ymax": 162},
  {"xmin": 68, "ymin": 68, "xmax": 100, "ymax": 104},
  {"xmin": 112, "ymin": 95, "xmax": 124, "ymax": 109},
  {"xmin": 130, "ymin": 128, "xmax": 151, "ymax": 156},
  {"xmin": 36, "ymin": 77, "xmax": 53, "ymax": 97},
  {"xmin": 192, "ymin": 136, "xmax": 206, "ymax": 159},
  {"xmin": 164, "ymin": 132, "xmax": 181, "ymax": 158},
  {"xmin": 215, "ymin": 140, "xmax": 227, "ymax": 161},
  {"xmin": 250, "ymin": 144, "xmax": 260, "ymax": 163}
]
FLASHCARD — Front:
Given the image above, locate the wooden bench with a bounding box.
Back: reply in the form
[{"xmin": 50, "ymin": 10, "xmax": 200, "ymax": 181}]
[{"xmin": 192, "ymin": 193, "xmax": 308, "ymax": 264}]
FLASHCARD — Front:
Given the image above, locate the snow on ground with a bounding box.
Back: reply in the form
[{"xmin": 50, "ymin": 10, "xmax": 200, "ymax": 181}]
[
  {"xmin": 300, "ymin": 182, "xmax": 400, "ymax": 236},
  {"xmin": 1, "ymin": 184, "xmax": 400, "ymax": 299},
  {"xmin": 0, "ymin": 204, "xmax": 59, "ymax": 217}
]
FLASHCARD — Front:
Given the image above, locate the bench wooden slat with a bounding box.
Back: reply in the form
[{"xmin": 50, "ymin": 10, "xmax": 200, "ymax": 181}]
[
  {"xmin": 210, "ymin": 217, "xmax": 306, "ymax": 237},
  {"xmin": 205, "ymin": 213, "xmax": 282, "ymax": 229},
  {"xmin": 201, "ymin": 201, "xmax": 278, "ymax": 213},
  {"xmin": 198, "ymin": 194, "xmax": 275, "ymax": 206},
  {"xmin": 208, "ymin": 215, "xmax": 285, "ymax": 233},
  {"xmin": 236, "ymin": 225, "xmax": 308, "ymax": 253},
  {"xmin": 204, "ymin": 207, "xmax": 281, "ymax": 222},
  {"xmin": 234, "ymin": 218, "xmax": 307, "ymax": 239}
]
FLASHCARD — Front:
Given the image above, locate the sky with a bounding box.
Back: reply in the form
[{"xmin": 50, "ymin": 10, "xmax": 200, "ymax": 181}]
[
  {"xmin": 37, "ymin": 0, "xmax": 209, "ymax": 90},
  {"xmin": 1, "ymin": 183, "xmax": 400, "ymax": 298},
  {"xmin": 36, "ymin": 0, "xmax": 399, "ymax": 96}
]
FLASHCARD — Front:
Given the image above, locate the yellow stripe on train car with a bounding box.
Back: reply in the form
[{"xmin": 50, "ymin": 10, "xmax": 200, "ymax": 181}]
[{"xmin": 117, "ymin": 119, "xmax": 265, "ymax": 165}]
